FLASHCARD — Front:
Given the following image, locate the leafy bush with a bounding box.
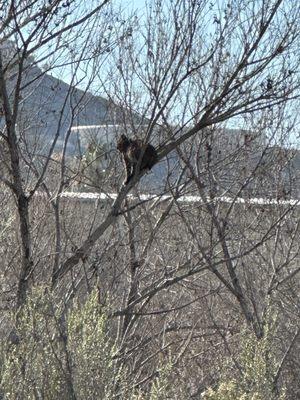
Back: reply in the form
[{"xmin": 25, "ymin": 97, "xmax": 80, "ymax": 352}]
[
  {"xmin": 67, "ymin": 290, "xmax": 118, "ymax": 399},
  {"xmin": 0, "ymin": 289, "xmax": 119, "ymax": 399},
  {"xmin": 202, "ymin": 312, "xmax": 286, "ymax": 400},
  {"xmin": 1, "ymin": 288, "xmax": 70, "ymax": 399}
]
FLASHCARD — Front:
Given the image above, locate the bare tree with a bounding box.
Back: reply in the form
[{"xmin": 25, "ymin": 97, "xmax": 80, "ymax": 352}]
[
  {"xmin": 0, "ymin": 0, "xmax": 300, "ymax": 398},
  {"xmin": 0, "ymin": 0, "xmax": 116, "ymax": 307}
]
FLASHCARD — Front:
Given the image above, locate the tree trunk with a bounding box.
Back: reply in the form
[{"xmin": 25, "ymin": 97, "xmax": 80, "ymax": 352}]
[
  {"xmin": 15, "ymin": 193, "xmax": 32, "ymax": 308},
  {"xmin": 0, "ymin": 50, "xmax": 33, "ymax": 308}
]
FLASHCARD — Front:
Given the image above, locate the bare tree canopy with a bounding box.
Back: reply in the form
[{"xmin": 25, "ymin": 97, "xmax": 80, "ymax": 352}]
[{"xmin": 0, "ymin": 0, "xmax": 299, "ymax": 398}]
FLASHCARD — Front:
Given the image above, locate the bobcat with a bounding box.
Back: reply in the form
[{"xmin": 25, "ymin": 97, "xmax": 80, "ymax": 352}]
[{"xmin": 117, "ymin": 134, "xmax": 157, "ymax": 184}]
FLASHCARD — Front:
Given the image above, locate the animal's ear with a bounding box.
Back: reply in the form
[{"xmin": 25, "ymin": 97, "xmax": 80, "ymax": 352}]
[{"xmin": 117, "ymin": 134, "xmax": 128, "ymax": 145}]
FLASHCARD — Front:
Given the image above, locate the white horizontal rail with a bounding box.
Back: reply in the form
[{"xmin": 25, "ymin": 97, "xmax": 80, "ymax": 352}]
[{"xmin": 58, "ymin": 191, "xmax": 300, "ymax": 207}]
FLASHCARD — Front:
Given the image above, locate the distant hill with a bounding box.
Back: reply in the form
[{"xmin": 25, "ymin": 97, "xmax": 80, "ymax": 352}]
[
  {"xmin": 0, "ymin": 41, "xmax": 129, "ymax": 154},
  {"xmin": 0, "ymin": 43, "xmax": 298, "ymax": 198},
  {"xmin": 17, "ymin": 68, "xmax": 125, "ymax": 154}
]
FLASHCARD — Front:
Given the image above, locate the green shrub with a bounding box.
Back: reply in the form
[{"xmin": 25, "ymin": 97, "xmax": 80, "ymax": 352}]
[
  {"xmin": 1, "ymin": 288, "xmax": 70, "ymax": 399},
  {"xmin": 67, "ymin": 290, "xmax": 118, "ymax": 399},
  {"xmin": 0, "ymin": 288, "xmax": 192, "ymax": 399},
  {"xmin": 0, "ymin": 289, "xmax": 120, "ymax": 399},
  {"xmin": 202, "ymin": 311, "xmax": 286, "ymax": 400}
]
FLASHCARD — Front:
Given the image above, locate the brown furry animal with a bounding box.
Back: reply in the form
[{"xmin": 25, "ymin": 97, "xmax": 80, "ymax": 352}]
[{"xmin": 117, "ymin": 134, "xmax": 157, "ymax": 184}]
